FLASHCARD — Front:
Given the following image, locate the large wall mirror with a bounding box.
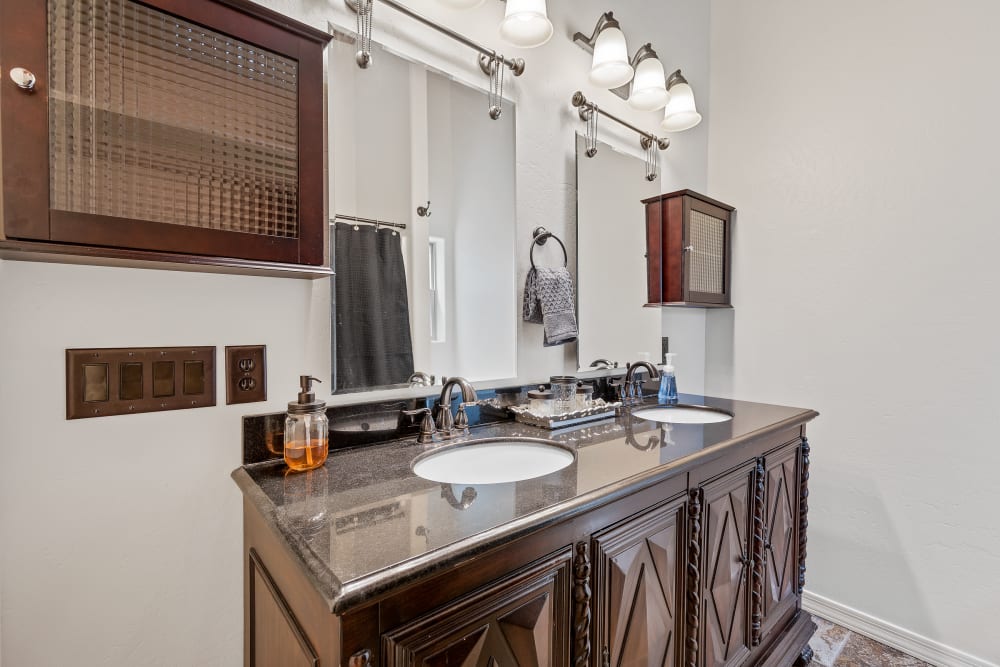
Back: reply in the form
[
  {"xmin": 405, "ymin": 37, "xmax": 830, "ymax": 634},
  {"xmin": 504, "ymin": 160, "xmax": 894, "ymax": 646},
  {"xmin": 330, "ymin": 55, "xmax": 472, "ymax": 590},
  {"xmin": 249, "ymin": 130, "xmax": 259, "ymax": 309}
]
[
  {"xmin": 328, "ymin": 32, "xmax": 518, "ymax": 394},
  {"xmin": 576, "ymin": 134, "xmax": 663, "ymax": 370}
]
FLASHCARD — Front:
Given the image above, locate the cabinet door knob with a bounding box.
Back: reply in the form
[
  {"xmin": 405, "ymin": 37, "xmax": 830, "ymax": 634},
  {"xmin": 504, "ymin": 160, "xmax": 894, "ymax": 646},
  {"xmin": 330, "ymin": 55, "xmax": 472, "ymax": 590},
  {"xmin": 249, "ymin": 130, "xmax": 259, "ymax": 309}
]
[{"xmin": 9, "ymin": 67, "xmax": 36, "ymax": 91}]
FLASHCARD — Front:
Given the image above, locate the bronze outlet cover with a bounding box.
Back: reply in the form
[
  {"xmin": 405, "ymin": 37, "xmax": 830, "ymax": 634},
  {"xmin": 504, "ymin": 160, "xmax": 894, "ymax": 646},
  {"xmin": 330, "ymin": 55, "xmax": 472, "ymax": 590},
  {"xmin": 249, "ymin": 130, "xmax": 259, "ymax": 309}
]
[{"xmin": 226, "ymin": 345, "xmax": 267, "ymax": 405}]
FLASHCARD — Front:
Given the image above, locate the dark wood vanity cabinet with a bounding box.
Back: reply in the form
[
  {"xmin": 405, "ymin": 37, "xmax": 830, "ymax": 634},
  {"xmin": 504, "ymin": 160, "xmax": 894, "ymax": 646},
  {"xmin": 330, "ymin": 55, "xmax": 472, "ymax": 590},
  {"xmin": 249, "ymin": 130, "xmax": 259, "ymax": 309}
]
[
  {"xmin": 643, "ymin": 190, "xmax": 735, "ymax": 307},
  {"xmin": 0, "ymin": 0, "xmax": 330, "ymax": 273},
  {"xmin": 241, "ymin": 432, "xmax": 814, "ymax": 667}
]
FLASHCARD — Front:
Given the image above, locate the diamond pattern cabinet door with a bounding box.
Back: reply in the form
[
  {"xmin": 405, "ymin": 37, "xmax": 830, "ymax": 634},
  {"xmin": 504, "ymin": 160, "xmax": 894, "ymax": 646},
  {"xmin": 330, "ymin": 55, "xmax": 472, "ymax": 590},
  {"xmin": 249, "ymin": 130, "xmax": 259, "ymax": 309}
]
[
  {"xmin": 384, "ymin": 550, "xmax": 571, "ymax": 667},
  {"xmin": 700, "ymin": 465, "xmax": 754, "ymax": 667},
  {"xmin": 760, "ymin": 444, "xmax": 801, "ymax": 641},
  {"xmin": 592, "ymin": 494, "xmax": 686, "ymax": 667}
]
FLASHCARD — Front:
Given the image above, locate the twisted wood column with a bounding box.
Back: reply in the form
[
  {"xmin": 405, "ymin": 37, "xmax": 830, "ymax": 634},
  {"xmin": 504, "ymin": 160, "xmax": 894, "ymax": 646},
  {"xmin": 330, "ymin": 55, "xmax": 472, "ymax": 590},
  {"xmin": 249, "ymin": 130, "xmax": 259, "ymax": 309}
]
[
  {"xmin": 685, "ymin": 488, "xmax": 703, "ymax": 667},
  {"xmin": 573, "ymin": 541, "xmax": 592, "ymax": 667},
  {"xmin": 798, "ymin": 438, "xmax": 811, "ymax": 595},
  {"xmin": 751, "ymin": 457, "xmax": 766, "ymax": 646}
]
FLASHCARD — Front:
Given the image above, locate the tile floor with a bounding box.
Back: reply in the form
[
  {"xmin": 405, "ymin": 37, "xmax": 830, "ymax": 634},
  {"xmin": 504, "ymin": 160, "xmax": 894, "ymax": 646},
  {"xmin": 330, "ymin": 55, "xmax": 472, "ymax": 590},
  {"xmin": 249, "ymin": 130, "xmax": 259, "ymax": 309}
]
[{"xmin": 811, "ymin": 616, "xmax": 931, "ymax": 666}]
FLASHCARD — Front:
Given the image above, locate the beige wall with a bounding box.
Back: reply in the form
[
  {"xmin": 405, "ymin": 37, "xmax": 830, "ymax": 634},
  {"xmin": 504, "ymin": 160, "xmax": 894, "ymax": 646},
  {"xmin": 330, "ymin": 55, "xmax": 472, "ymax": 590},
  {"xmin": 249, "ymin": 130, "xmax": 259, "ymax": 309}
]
[{"xmin": 707, "ymin": 1, "xmax": 1000, "ymax": 663}]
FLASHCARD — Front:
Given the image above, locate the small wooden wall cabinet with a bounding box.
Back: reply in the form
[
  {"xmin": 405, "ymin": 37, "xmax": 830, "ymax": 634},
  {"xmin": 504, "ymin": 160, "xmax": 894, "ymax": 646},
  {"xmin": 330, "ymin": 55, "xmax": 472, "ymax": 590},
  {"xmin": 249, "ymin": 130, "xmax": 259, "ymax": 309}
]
[
  {"xmin": 643, "ymin": 190, "xmax": 735, "ymax": 307},
  {"xmin": 0, "ymin": 0, "xmax": 331, "ymax": 276},
  {"xmin": 242, "ymin": 427, "xmax": 816, "ymax": 667}
]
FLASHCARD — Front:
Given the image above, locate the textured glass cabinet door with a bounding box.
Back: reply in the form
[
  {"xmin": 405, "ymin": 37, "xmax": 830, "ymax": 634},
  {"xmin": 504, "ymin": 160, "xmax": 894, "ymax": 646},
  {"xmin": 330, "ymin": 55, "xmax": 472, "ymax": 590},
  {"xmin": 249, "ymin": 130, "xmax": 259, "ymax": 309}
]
[{"xmin": 0, "ymin": 0, "xmax": 329, "ymax": 267}]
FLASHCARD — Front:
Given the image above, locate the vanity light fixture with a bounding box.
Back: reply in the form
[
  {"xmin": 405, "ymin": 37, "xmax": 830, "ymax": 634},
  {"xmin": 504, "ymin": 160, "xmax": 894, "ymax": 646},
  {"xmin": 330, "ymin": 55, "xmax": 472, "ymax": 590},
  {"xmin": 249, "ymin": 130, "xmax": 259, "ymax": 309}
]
[
  {"xmin": 574, "ymin": 15, "xmax": 700, "ymax": 122},
  {"xmin": 498, "ymin": 0, "xmax": 553, "ymax": 48},
  {"xmin": 625, "ymin": 44, "xmax": 669, "ymax": 111},
  {"xmin": 573, "ymin": 12, "xmax": 634, "ymax": 89},
  {"xmin": 345, "ymin": 0, "xmax": 525, "ymax": 119},
  {"xmin": 660, "ymin": 69, "xmax": 703, "ymax": 132}
]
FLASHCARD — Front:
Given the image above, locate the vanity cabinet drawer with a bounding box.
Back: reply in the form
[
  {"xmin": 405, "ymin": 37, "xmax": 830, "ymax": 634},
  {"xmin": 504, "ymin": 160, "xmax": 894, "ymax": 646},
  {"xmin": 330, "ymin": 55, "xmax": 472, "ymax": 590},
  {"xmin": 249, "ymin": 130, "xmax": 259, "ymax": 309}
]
[
  {"xmin": 0, "ymin": 0, "xmax": 330, "ymax": 273},
  {"xmin": 642, "ymin": 190, "xmax": 735, "ymax": 307},
  {"xmin": 382, "ymin": 549, "xmax": 572, "ymax": 667}
]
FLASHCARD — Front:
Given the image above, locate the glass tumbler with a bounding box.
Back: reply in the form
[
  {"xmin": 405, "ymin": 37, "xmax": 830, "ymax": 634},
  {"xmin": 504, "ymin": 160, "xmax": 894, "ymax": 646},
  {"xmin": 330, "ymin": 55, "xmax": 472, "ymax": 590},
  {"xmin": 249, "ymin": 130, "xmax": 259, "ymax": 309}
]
[{"xmin": 550, "ymin": 376, "xmax": 577, "ymax": 414}]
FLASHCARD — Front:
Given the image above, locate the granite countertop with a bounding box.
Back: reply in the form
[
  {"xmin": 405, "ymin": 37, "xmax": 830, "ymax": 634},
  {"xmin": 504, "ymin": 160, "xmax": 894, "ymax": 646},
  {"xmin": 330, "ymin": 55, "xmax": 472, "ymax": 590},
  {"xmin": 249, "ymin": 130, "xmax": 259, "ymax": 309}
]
[{"xmin": 232, "ymin": 394, "xmax": 817, "ymax": 614}]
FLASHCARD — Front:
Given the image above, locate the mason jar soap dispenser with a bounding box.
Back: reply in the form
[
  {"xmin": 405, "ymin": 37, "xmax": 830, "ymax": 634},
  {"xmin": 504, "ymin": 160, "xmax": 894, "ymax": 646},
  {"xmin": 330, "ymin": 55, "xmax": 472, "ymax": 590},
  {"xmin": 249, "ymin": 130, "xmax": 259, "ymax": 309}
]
[{"xmin": 284, "ymin": 375, "xmax": 328, "ymax": 472}]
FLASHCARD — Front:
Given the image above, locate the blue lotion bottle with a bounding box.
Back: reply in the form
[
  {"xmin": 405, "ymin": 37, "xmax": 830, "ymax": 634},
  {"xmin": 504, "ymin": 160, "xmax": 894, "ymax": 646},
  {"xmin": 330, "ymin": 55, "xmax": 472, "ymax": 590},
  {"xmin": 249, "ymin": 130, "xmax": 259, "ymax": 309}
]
[{"xmin": 658, "ymin": 353, "xmax": 678, "ymax": 404}]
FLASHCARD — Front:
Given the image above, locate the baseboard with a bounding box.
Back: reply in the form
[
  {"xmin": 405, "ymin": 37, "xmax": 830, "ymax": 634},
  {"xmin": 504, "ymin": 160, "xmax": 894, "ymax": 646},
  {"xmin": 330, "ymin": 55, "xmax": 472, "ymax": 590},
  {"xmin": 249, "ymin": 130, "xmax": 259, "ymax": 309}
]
[{"xmin": 802, "ymin": 590, "xmax": 997, "ymax": 667}]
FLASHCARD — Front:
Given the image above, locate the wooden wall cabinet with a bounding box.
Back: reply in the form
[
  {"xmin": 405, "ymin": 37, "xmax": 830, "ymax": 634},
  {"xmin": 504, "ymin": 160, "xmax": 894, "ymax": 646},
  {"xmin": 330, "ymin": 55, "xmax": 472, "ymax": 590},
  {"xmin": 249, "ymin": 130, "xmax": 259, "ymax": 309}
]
[
  {"xmin": 242, "ymin": 434, "xmax": 815, "ymax": 667},
  {"xmin": 643, "ymin": 190, "xmax": 735, "ymax": 307},
  {"xmin": 0, "ymin": 0, "xmax": 331, "ymax": 275}
]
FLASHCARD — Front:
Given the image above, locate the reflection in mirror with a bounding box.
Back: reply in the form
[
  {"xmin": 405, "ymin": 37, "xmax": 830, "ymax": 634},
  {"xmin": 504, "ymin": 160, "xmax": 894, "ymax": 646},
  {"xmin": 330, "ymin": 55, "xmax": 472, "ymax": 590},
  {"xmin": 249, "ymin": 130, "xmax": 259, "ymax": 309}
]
[
  {"xmin": 575, "ymin": 134, "xmax": 663, "ymax": 370},
  {"xmin": 329, "ymin": 35, "xmax": 517, "ymax": 394}
]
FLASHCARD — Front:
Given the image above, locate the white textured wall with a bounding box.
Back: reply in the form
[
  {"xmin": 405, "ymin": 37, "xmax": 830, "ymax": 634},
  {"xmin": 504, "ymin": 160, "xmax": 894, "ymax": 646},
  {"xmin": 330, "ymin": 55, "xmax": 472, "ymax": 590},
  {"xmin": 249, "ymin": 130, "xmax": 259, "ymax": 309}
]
[
  {"xmin": 0, "ymin": 1, "xmax": 710, "ymax": 664},
  {"xmin": 707, "ymin": 1, "xmax": 1000, "ymax": 663}
]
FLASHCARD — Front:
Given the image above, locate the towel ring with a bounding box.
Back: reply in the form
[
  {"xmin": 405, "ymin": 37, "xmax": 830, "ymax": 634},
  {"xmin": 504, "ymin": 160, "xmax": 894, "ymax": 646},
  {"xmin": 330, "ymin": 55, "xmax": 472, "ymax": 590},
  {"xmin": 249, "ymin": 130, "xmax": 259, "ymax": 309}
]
[{"xmin": 530, "ymin": 227, "xmax": 568, "ymax": 269}]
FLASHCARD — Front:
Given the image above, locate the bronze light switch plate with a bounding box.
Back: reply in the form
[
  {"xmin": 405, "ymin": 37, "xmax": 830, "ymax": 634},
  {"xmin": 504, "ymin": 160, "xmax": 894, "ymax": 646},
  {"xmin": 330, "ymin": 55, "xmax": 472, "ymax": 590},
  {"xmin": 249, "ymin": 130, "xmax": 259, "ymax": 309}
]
[
  {"xmin": 225, "ymin": 345, "xmax": 267, "ymax": 405},
  {"xmin": 66, "ymin": 347, "xmax": 216, "ymax": 419}
]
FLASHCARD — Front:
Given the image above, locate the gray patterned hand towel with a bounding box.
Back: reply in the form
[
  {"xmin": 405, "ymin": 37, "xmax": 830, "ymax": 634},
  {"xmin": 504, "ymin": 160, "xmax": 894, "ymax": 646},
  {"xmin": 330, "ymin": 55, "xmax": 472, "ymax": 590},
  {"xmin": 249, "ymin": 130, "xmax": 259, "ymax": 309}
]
[{"xmin": 523, "ymin": 267, "xmax": 578, "ymax": 347}]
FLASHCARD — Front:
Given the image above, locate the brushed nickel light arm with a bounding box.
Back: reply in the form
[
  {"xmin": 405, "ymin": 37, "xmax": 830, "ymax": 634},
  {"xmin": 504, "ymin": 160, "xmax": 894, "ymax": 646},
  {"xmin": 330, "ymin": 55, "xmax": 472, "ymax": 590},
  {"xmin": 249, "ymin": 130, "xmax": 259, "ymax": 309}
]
[
  {"xmin": 345, "ymin": 0, "xmax": 525, "ymax": 77},
  {"xmin": 571, "ymin": 91, "xmax": 670, "ymax": 153},
  {"xmin": 572, "ymin": 11, "xmax": 621, "ymax": 52}
]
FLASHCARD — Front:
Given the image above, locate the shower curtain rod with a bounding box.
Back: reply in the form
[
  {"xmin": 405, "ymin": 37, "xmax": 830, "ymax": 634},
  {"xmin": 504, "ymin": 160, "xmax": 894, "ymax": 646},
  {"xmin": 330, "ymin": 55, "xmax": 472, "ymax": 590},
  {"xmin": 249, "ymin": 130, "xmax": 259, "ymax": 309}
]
[{"xmin": 332, "ymin": 214, "xmax": 407, "ymax": 230}]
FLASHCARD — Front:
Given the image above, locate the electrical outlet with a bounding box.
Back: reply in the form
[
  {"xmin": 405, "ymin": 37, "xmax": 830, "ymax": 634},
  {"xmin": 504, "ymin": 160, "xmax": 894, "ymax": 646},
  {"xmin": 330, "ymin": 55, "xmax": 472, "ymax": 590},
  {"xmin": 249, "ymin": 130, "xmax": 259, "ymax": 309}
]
[{"xmin": 226, "ymin": 345, "xmax": 267, "ymax": 405}]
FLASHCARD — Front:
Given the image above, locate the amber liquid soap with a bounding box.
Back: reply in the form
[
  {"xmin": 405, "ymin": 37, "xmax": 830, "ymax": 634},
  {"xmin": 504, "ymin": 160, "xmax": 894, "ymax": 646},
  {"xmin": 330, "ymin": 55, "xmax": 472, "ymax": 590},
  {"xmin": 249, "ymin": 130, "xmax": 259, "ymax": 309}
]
[{"xmin": 284, "ymin": 437, "xmax": 328, "ymax": 472}]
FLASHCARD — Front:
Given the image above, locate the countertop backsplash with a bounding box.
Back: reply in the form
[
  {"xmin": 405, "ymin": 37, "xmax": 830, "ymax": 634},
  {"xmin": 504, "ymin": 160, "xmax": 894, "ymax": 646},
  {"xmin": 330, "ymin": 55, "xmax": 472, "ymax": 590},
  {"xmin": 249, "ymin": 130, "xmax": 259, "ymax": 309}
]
[{"xmin": 241, "ymin": 374, "xmax": 628, "ymax": 465}]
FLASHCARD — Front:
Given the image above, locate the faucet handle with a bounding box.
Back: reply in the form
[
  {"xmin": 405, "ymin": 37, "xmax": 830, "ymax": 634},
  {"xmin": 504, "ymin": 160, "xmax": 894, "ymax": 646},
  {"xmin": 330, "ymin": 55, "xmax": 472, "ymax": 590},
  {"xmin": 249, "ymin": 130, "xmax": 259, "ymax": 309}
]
[
  {"xmin": 402, "ymin": 408, "xmax": 438, "ymax": 444},
  {"xmin": 613, "ymin": 381, "xmax": 629, "ymax": 403},
  {"xmin": 434, "ymin": 401, "xmax": 455, "ymax": 434},
  {"xmin": 454, "ymin": 401, "xmax": 477, "ymax": 433}
]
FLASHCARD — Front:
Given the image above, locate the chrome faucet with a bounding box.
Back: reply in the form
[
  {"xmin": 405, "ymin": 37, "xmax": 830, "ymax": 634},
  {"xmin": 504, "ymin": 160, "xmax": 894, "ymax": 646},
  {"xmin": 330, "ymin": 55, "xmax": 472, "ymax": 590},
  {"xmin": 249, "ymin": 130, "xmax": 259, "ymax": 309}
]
[
  {"xmin": 622, "ymin": 361, "xmax": 660, "ymax": 406},
  {"xmin": 436, "ymin": 376, "xmax": 478, "ymax": 438}
]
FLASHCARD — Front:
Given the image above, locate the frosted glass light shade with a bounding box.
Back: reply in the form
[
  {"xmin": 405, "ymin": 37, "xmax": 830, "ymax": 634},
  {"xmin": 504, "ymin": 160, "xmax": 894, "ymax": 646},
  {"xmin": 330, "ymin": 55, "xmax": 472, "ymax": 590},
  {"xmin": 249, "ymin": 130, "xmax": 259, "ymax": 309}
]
[
  {"xmin": 661, "ymin": 81, "xmax": 702, "ymax": 131},
  {"xmin": 628, "ymin": 57, "xmax": 670, "ymax": 111},
  {"xmin": 499, "ymin": 0, "xmax": 553, "ymax": 48},
  {"xmin": 589, "ymin": 26, "xmax": 633, "ymax": 88},
  {"xmin": 438, "ymin": 0, "xmax": 485, "ymax": 8}
]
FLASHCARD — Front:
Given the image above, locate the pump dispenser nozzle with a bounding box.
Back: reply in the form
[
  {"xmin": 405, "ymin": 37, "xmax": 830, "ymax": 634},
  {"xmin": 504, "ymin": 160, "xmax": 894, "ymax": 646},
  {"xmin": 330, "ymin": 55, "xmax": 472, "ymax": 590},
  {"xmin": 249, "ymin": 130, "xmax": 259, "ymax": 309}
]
[
  {"xmin": 289, "ymin": 375, "xmax": 325, "ymax": 414},
  {"xmin": 298, "ymin": 375, "xmax": 321, "ymax": 404},
  {"xmin": 663, "ymin": 353, "xmax": 676, "ymax": 372}
]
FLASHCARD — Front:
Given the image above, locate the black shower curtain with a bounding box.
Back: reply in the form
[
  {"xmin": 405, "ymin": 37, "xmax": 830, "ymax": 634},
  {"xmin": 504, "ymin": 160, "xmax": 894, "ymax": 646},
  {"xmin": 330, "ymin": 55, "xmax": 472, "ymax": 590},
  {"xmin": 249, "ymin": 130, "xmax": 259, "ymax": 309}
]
[{"xmin": 333, "ymin": 222, "xmax": 415, "ymax": 391}]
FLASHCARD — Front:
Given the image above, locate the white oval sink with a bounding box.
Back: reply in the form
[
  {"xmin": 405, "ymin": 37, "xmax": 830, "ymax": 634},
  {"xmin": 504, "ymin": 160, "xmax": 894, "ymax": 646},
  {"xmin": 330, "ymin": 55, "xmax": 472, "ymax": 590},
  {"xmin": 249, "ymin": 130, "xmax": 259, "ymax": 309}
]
[
  {"xmin": 632, "ymin": 405, "xmax": 733, "ymax": 425},
  {"xmin": 412, "ymin": 438, "xmax": 574, "ymax": 485}
]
